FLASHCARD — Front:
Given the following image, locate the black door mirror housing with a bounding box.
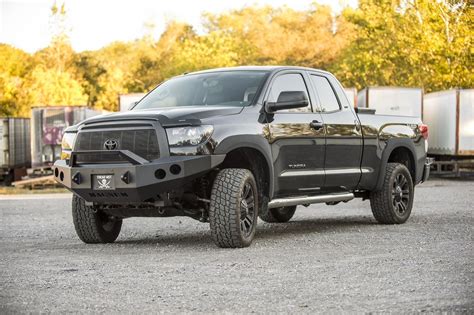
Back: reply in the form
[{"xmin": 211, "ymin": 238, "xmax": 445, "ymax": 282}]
[{"xmin": 265, "ymin": 91, "xmax": 309, "ymax": 112}]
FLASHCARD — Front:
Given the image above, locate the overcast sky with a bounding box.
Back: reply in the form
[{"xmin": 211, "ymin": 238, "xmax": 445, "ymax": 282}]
[{"xmin": 1, "ymin": 0, "xmax": 358, "ymax": 53}]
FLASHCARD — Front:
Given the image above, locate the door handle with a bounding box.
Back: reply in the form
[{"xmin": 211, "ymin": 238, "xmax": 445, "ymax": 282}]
[{"xmin": 310, "ymin": 120, "xmax": 324, "ymax": 130}]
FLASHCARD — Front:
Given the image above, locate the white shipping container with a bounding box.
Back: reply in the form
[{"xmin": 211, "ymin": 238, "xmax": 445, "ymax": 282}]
[
  {"xmin": 423, "ymin": 89, "xmax": 474, "ymax": 156},
  {"xmin": 343, "ymin": 88, "xmax": 357, "ymax": 108},
  {"xmin": 357, "ymin": 87, "xmax": 423, "ymax": 117},
  {"xmin": 119, "ymin": 93, "xmax": 146, "ymax": 112}
]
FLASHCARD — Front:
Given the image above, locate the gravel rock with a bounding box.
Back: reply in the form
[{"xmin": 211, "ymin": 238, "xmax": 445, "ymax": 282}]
[{"xmin": 0, "ymin": 179, "xmax": 473, "ymax": 313}]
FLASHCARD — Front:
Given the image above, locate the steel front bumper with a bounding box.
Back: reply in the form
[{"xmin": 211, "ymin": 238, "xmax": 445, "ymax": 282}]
[{"xmin": 53, "ymin": 150, "xmax": 225, "ymax": 203}]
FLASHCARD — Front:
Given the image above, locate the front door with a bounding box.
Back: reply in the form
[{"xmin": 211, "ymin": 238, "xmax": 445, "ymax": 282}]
[{"xmin": 265, "ymin": 71, "xmax": 326, "ymax": 197}]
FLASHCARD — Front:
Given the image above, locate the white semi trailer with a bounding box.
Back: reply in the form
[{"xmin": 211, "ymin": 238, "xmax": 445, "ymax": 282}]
[
  {"xmin": 423, "ymin": 89, "xmax": 474, "ymax": 175},
  {"xmin": 357, "ymin": 87, "xmax": 423, "ymax": 117}
]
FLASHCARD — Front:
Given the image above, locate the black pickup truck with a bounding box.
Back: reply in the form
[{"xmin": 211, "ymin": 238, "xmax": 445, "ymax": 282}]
[{"xmin": 54, "ymin": 66, "xmax": 431, "ymax": 248}]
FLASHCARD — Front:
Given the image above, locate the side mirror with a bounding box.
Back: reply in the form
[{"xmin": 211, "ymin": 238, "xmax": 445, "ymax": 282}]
[
  {"xmin": 127, "ymin": 101, "xmax": 137, "ymax": 111},
  {"xmin": 265, "ymin": 91, "xmax": 309, "ymax": 112}
]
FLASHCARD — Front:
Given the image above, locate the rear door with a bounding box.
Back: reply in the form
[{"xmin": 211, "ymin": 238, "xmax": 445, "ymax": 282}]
[
  {"xmin": 307, "ymin": 72, "xmax": 363, "ymax": 190},
  {"xmin": 265, "ymin": 71, "xmax": 326, "ymax": 196}
]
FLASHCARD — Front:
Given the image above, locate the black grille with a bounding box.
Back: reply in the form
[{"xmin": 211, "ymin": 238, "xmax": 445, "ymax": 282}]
[{"xmin": 75, "ymin": 129, "xmax": 160, "ymax": 163}]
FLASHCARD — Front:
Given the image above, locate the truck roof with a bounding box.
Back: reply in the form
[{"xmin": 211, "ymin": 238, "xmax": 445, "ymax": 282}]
[{"xmin": 187, "ymin": 65, "xmax": 330, "ymax": 75}]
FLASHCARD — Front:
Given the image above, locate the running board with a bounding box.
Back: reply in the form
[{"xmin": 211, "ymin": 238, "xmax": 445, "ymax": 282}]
[{"xmin": 268, "ymin": 192, "xmax": 354, "ymax": 209}]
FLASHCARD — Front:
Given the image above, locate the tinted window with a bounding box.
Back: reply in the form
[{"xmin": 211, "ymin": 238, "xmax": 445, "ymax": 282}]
[
  {"xmin": 310, "ymin": 75, "xmax": 340, "ymax": 112},
  {"xmin": 134, "ymin": 71, "xmax": 268, "ymax": 109},
  {"xmin": 268, "ymin": 73, "xmax": 311, "ymax": 113}
]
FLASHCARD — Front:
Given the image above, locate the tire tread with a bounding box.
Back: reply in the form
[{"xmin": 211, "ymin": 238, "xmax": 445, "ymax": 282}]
[
  {"xmin": 370, "ymin": 163, "xmax": 413, "ymax": 224},
  {"xmin": 72, "ymin": 195, "xmax": 121, "ymax": 243},
  {"xmin": 209, "ymin": 168, "xmax": 256, "ymax": 248}
]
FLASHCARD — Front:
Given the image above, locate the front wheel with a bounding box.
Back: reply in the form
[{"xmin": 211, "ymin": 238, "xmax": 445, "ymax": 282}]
[
  {"xmin": 209, "ymin": 168, "xmax": 259, "ymax": 248},
  {"xmin": 370, "ymin": 163, "xmax": 414, "ymax": 224},
  {"xmin": 72, "ymin": 195, "xmax": 122, "ymax": 243}
]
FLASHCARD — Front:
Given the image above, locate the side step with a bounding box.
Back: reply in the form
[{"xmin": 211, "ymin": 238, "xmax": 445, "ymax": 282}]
[{"xmin": 268, "ymin": 192, "xmax": 354, "ymax": 209}]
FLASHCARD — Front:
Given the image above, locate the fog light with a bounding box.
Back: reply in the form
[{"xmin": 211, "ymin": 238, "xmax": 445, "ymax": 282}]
[
  {"xmin": 155, "ymin": 169, "xmax": 166, "ymax": 180},
  {"xmin": 170, "ymin": 164, "xmax": 181, "ymax": 175}
]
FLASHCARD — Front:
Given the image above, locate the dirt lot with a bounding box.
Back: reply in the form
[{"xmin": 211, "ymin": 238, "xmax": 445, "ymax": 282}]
[{"xmin": 0, "ymin": 179, "xmax": 473, "ymax": 313}]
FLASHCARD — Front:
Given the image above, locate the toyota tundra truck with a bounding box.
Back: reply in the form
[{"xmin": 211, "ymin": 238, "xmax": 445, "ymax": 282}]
[{"xmin": 54, "ymin": 66, "xmax": 431, "ymax": 248}]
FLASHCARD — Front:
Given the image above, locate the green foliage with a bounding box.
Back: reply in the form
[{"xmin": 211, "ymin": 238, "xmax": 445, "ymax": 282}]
[
  {"xmin": 1, "ymin": 1, "xmax": 472, "ymax": 117},
  {"xmin": 331, "ymin": 0, "xmax": 473, "ymax": 92},
  {"xmin": 204, "ymin": 5, "xmax": 354, "ymax": 68},
  {"xmin": 0, "ymin": 44, "xmax": 31, "ymax": 117},
  {"xmin": 21, "ymin": 66, "xmax": 88, "ymax": 107}
]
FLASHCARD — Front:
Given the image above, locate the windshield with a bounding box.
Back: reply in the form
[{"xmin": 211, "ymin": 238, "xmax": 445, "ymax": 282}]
[{"xmin": 134, "ymin": 71, "xmax": 268, "ymax": 110}]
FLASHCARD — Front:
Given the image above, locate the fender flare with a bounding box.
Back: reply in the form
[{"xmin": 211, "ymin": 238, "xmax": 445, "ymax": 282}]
[
  {"xmin": 214, "ymin": 135, "xmax": 275, "ymax": 198},
  {"xmin": 375, "ymin": 138, "xmax": 417, "ymax": 191}
]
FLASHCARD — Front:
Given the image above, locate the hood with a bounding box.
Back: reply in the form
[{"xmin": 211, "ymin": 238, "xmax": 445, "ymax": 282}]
[{"xmin": 79, "ymin": 106, "xmax": 243, "ymax": 127}]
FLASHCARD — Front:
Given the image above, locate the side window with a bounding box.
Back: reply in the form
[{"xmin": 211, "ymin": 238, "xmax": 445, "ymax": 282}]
[
  {"xmin": 310, "ymin": 75, "xmax": 340, "ymax": 112},
  {"xmin": 268, "ymin": 73, "xmax": 311, "ymax": 113}
]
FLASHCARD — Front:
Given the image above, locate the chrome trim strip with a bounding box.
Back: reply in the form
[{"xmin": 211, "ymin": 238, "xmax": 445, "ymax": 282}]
[
  {"xmin": 280, "ymin": 168, "xmax": 371, "ymax": 177},
  {"xmin": 280, "ymin": 169, "xmax": 324, "ymax": 177},
  {"xmin": 324, "ymin": 168, "xmax": 361, "ymax": 175}
]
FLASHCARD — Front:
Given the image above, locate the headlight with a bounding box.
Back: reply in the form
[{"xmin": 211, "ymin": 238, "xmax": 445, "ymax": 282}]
[
  {"xmin": 166, "ymin": 125, "xmax": 213, "ymax": 147},
  {"xmin": 61, "ymin": 132, "xmax": 77, "ymax": 160}
]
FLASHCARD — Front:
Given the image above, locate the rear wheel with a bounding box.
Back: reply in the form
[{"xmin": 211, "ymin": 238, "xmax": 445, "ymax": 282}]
[
  {"xmin": 259, "ymin": 206, "xmax": 296, "ymax": 223},
  {"xmin": 209, "ymin": 168, "xmax": 258, "ymax": 248},
  {"xmin": 370, "ymin": 163, "xmax": 414, "ymax": 224},
  {"xmin": 72, "ymin": 195, "xmax": 122, "ymax": 243}
]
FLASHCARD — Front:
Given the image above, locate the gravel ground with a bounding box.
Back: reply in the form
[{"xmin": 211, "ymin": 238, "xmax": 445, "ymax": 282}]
[{"xmin": 0, "ymin": 179, "xmax": 473, "ymax": 313}]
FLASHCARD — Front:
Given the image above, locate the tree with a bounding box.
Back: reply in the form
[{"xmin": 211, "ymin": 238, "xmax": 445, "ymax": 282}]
[
  {"xmin": 0, "ymin": 44, "xmax": 32, "ymax": 117},
  {"xmin": 131, "ymin": 21, "xmax": 196, "ymax": 90},
  {"xmin": 331, "ymin": 0, "xmax": 473, "ymax": 92},
  {"xmin": 19, "ymin": 1, "xmax": 88, "ymax": 111},
  {"xmin": 204, "ymin": 5, "xmax": 354, "ymax": 68},
  {"xmin": 21, "ymin": 66, "xmax": 87, "ymax": 106}
]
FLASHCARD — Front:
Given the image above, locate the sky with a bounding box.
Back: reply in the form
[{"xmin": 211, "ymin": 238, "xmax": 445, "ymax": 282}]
[{"xmin": 0, "ymin": 0, "xmax": 358, "ymax": 53}]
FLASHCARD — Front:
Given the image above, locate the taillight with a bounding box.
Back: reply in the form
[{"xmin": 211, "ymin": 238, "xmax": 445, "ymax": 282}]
[{"xmin": 419, "ymin": 124, "xmax": 428, "ymax": 140}]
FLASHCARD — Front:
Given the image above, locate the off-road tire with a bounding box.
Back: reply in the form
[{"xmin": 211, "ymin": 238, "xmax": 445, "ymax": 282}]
[
  {"xmin": 72, "ymin": 195, "xmax": 122, "ymax": 243},
  {"xmin": 209, "ymin": 168, "xmax": 259, "ymax": 248},
  {"xmin": 259, "ymin": 205, "xmax": 296, "ymax": 223},
  {"xmin": 370, "ymin": 163, "xmax": 414, "ymax": 224}
]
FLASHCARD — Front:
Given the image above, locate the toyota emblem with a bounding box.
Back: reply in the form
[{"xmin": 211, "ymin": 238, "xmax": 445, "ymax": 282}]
[{"xmin": 104, "ymin": 139, "xmax": 119, "ymax": 150}]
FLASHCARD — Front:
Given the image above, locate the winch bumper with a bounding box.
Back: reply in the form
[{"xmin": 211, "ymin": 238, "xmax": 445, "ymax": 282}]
[{"xmin": 53, "ymin": 150, "xmax": 225, "ymax": 203}]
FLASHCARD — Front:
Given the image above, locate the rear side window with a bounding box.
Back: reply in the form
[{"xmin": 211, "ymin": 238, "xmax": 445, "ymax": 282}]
[
  {"xmin": 268, "ymin": 73, "xmax": 311, "ymax": 113},
  {"xmin": 310, "ymin": 75, "xmax": 340, "ymax": 112}
]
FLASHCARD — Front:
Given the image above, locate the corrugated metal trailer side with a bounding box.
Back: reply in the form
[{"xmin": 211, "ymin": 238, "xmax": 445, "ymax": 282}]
[
  {"xmin": 0, "ymin": 118, "xmax": 31, "ymax": 168},
  {"xmin": 423, "ymin": 89, "xmax": 474, "ymax": 156},
  {"xmin": 357, "ymin": 87, "xmax": 423, "ymax": 117},
  {"xmin": 0, "ymin": 118, "xmax": 31, "ymax": 185}
]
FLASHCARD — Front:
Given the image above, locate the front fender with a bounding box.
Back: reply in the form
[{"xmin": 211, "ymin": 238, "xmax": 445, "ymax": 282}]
[{"xmin": 214, "ymin": 135, "xmax": 275, "ymax": 198}]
